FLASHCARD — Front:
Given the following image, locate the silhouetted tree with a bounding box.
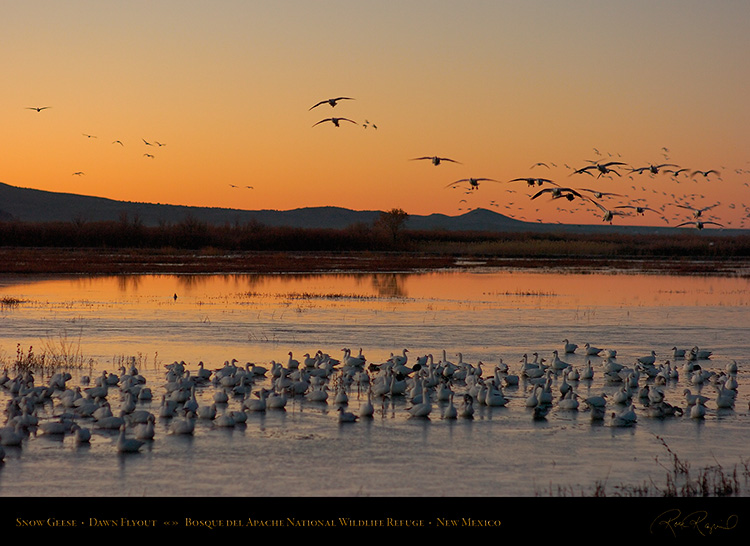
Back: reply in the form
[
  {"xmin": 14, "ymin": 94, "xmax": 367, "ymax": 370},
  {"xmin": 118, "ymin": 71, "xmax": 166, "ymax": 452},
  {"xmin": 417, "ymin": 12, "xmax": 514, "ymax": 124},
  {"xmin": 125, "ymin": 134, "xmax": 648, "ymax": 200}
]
[{"xmin": 375, "ymin": 208, "xmax": 409, "ymax": 244}]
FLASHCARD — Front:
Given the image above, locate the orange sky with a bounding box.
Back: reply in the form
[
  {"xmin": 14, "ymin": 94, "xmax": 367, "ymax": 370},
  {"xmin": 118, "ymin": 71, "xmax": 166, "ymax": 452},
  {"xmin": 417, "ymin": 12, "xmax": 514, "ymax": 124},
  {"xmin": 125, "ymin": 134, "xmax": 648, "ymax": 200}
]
[{"xmin": 2, "ymin": 1, "xmax": 750, "ymax": 229}]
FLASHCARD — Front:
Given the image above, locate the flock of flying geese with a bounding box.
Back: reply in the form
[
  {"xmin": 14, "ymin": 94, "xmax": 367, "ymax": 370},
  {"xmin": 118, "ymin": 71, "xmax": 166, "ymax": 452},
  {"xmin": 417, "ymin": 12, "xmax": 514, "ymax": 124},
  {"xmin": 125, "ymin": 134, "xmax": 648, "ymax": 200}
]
[
  {"xmin": 420, "ymin": 152, "xmax": 739, "ymax": 230},
  {"xmin": 0, "ymin": 338, "xmax": 742, "ymax": 458},
  {"xmin": 26, "ymin": 105, "xmax": 167, "ymax": 176},
  {"xmin": 305, "ymin": 98, "xmax": 746, "ymax": 230},
  {"xmin": 26, "ymin": 100, "xmax": 748, "ymax": 229}
]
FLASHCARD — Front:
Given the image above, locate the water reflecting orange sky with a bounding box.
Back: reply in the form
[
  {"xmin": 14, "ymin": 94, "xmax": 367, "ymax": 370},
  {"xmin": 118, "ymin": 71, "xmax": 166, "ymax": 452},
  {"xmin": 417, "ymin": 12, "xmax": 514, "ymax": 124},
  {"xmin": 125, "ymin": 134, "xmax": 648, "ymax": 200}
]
[
  {"xmin": 2, "ymin": 269, "xmax": 748, "ymax": 372},
  {"xmin": 3, "ymin": 269, "xmax": 748, "ymax": 310}
]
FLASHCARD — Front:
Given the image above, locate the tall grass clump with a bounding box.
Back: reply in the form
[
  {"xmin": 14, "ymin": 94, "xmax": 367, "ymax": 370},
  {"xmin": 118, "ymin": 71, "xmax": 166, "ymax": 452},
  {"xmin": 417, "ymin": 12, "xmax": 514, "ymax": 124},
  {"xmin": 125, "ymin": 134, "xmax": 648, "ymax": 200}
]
[
  {"xmin": 13, "ymin": 331, "xmax": 95, "ymax": 374},
  {"xmin": 536, "ymin": 436, "xmax": 749, "ymax": 497},
  {"xmin": 1, "ymin": 296, "xmax": 24, "ymax": 308}
]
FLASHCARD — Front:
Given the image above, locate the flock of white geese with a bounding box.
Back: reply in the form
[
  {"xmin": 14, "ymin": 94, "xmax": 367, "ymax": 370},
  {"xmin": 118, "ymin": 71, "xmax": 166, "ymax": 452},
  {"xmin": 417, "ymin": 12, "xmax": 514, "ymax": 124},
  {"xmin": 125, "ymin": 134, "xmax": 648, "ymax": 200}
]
[{"xmin": 0, "ymin": 342, "xmax": 743, "ymax": 459}]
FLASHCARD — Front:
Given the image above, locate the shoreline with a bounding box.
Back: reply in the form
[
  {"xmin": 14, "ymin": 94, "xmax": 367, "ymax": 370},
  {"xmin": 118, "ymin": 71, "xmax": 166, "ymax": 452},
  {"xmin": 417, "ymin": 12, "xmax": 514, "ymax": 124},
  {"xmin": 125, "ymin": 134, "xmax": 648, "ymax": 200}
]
[{"xmin": 1, "ymin": 247, "xmax": 748, "ymax": 276}]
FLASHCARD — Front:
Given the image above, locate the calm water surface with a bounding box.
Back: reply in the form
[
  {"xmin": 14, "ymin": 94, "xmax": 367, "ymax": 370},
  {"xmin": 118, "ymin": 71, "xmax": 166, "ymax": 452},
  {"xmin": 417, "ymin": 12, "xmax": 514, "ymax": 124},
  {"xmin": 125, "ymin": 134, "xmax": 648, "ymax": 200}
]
[{"xmin": 1, "ymin": 267, "xmax": 749, "ymax": 497}]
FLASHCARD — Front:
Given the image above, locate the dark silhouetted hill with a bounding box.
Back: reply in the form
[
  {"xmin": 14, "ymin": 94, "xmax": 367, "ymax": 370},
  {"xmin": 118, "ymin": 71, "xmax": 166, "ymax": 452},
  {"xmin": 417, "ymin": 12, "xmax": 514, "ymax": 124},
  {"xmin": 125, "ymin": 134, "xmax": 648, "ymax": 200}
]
[{"xmin": 0, "ymin": 182, "xmax": 743, "ymax": 235}]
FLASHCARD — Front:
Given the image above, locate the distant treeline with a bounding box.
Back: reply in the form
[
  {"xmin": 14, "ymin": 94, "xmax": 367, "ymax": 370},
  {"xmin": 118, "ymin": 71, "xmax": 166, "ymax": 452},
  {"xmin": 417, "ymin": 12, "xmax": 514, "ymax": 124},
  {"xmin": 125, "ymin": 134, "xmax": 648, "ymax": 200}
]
[{"xmin": 1, "ymin": 215, "xmax": 750, "ymax": 258}]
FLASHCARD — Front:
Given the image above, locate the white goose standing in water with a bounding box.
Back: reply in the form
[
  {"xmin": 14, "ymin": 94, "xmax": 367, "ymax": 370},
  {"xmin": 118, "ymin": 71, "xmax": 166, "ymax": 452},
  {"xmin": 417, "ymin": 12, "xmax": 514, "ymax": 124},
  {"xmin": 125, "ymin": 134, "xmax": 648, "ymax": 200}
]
[
  {"xmin": 690, "ymin": 399, "xmax": 707, "ymax": 419},
  {"xmin": 406, "ymin": 380, "xmax": 432, "ymax": 418},
  {"xmin": 458, "ymin": 394, "xmax": 474, "ymax": 419},
  {"xmin": 337, "ymin": 406, "xmax": 359, "ymax": 423},
  {"xmin": 244, "ymin": 389, "xmax": 270, "ymax": 412},
  {"xmin": 117, "ymin": 425, "xmax": 144, "ymax": 453},
  {"xmin": 134, "ymin": 415, "xmax": 156, "ymax": 440},
  {"xmin": 583, "ymin": 343, "xmax": 603, "ymax": 356},
  {"xmin": 169, "ymin": 416, "xmax": 195, "ymax": 435},
  {"xmin": 562, "ymin": 339, "xmax": 578, "ymax": 354},
  {"xmin": 581, "ymin": 359, "xmax": 595, "ymax": 380},
  {"xmin": 484, "ymin": 382, "xmax": 509, "ymax": 407},
  {"xmin": 442, "ymin": 392, "xmax": 458, "ymax": 420},
  {"xmin": 359, "ymin": 388, "xmax": 375, "ymax": 418}
]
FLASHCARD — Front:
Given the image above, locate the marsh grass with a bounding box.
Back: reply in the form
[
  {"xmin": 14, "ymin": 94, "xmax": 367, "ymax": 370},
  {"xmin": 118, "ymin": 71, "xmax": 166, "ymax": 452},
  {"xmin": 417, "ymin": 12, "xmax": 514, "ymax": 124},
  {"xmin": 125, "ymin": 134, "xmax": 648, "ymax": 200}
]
[
  {"xmin": 484, "ymin": 290, "xmax": 557, "ymax": 297},
  {"xmin": 112, "ymin": 351, "xmax": 160, "ymax": 371},
  {"xmin": 537, "ymin": 436, "xmax": 750, "ymax": 497},
  {"xmin": 12, "ymin": 330, "xmax": 95, "ymax": 374},
  {"xmin": 1, "ymin": 296, "xmax": 24, "ymax": 308}
]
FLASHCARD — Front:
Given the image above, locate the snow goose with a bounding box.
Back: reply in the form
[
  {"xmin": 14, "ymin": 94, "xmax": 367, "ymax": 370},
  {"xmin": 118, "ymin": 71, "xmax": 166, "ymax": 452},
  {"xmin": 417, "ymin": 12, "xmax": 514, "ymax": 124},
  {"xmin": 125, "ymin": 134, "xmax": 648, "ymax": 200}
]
[
  {"xmin": 215, "ymin": 412, "xmax": 237, "ymax": 428},
  {"xmin": 581, "ymin": 360, "xmax": 595, "ymax": 380},
  {"xmin": 613, "ymin": 386, "xmax": 632, "ymax": 405},
  {"xmin": 92, "ymin": 401, "xmax": 113, "ymax": 421},
  {"xmin": 71, "ymin": 424, "xmax": 91, "ymax": 444},
  {"xmin": 458, "ymin": 394, "xmax": 475, "ymax": 419},
  {"xmin": 683, "ymin": 388, "xmax": 709, "ymax": 406},
  {"xmin": 503, "ymin": 370, "xmax": 520, "ymax": 387},
  {"xmin": 359, "ymin": 389, "xmax": 375, "ymax": 418},
  {"xmin": 435, "ymin": 379, "xmax": 453, "ymax": 402},
  {"xmin": 137, "ymin": 387, "xmax": 152, "ymax": 401},
  {"xmin": 196, "ymin": 361, "xmax": 213, "ymax": 382},
  {"xmin": 550, "ymin": 350, "xmax": 571, "ymax": 371},
  {"xmin": 342, "ymin": 348, "xmax": 367, "ymax": 368},
  {"xmin": 637, "ymin": 385, "xmax": 651, "ymax": 402},
  {"xmin": 94, "ymin": 411, "xmax": 126, "ymax": 430},
  {"xmin": 391, "ymin": 349, "xmax": 409, "ymax": 368},
  {"xmin": 116, "ymin": 425, "xmax": 144, "ymax": 453},
  {"xmin": 337, "ymin": 406, "xmax": 359, "ymax": 423},
  {"xmin": 589, "ymin": 405, "xmax": 607, "ymax": 422},
  {"xmin": 230, "ymin": 410, "xmax": 247, "ymax": 425},
  {"xmin": 558, "ymin": 391, "xmax": 579, "ymax": 411},
  {"xmin": 533, "ymin": 404, "xmax": 550, "ymax": 420},
  {"xmin": 158, "ymin": 395, "xmax": 178, "ymax": 419},
  {"xmin": 648, "ymin": 386, "xmax": 665, "ymax": 405},
  {"xmin": 723, "ymin": 374, "xmax": 738, "ymax": 392},
  {"xmin": 39, "ymin": 419, "xmax": 71, "ymax": 436},
  {"xmin": 287, "ymin": 352, "xmax": 300, "ymax": 370},
  {"xmin": 637, "ymin": 351, "xmax": 657, "ymax": 366},
  {"xmin": 690, "ymin": 400, "xmax": 707, "ymax": 419},
  {"xmin": 197, "ymin": 403, "xmax": 217, "ymax": 420},
  {"xmin": 558, "ymin": 375, "xmax": 572, "ymax": 397},
  {"xmin": 213, "ymin": 388, "xmax": 229, "ymax": 404},
  {"xmin": 333, "ymin": 384, "xmax": 349, "ymax": 406},
  {"xmin": 305, "ymin": 384, "xmax": 329, "ymax": 403},
  {"xmin": 182, "ymin": 387, "xmax": 199, "ymax": 415},
  {"xmin": 169, "ymin": 416, "xmax": 195, "ymax": 435},
  {"xmin": 584, "ymin": 343, "xmax": 603, "ymax": 356},
  {"xmin": 647, "ymin": 401, "xmax": 683, "ymax": 418},
  {"xmin": 714, "ymin": 386, "xmax": 736, "ymax": 409},
  {"xmin": 583, "ymin": 394, "xmax": 608, "ymax": 409},
  {"xmin": 537, "ymin": 380, "xmax": 554, "ymax": 406},
  {"xmin": 609, "ymin": 405, "xmax": 637, "ymax": 427},
  {"xmin": 562, "ymin": 339, "xmax": 578, "ymax": 354},
  {"xmin": 691, "ymin": 347, "xmax": 713, "ymax": 359},
  {"xmin": 266, "ymin": 384, "xmax": 288, "ymax": 410},
  {"xmin": 406, "ymin": 382, "xmax": 432, "ymax": 418},
  {"xmin": 0, "ymin": 424, "xmax": 25, "ymax": 446},
  {"xmin": 484, "ymin": 383, "xmax": 509, "ymax": 407},
  {"xmin": 442, "ymin": 392, "xmax": 458, "ymax": 420},
  {"xmin": 134, "ymin": 415, "xmax": 156, "ymax": 440},
  {"xmin": 525, "ymin": 386, "xmax": 540, "ymax": 408},
  {"xmin": 244, "ymin": 389, "xmax": 270, "ymax": 412}
]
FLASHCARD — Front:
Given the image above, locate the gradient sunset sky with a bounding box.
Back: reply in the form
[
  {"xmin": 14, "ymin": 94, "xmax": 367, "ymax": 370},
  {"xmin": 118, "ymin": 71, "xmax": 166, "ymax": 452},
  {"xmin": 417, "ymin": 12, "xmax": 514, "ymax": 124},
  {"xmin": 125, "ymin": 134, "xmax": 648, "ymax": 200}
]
[{"xmin": 3, "ymin": 1, "xmax": 749, "ymax": 228}]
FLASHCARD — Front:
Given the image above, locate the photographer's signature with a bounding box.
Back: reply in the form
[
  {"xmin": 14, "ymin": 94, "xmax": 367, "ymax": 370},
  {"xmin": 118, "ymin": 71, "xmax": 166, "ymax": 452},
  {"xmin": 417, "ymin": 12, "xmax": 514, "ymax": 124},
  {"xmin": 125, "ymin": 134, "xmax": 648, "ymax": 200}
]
[{"xmin": 651, "ymin": 509, "xmax": 738, "ymax": 537}]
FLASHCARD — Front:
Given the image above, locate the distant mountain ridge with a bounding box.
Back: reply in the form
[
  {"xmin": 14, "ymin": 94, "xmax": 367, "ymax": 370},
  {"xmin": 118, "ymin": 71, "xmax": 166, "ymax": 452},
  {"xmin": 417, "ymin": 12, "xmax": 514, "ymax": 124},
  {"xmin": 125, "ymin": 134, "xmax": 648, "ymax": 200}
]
[
  {"xmin": 0, "ymin": 182, "xmax": 532, "ymax": 231},
  {"xmin": 0, "ymin": 182, "xmax": 741, "ymax": 235}
]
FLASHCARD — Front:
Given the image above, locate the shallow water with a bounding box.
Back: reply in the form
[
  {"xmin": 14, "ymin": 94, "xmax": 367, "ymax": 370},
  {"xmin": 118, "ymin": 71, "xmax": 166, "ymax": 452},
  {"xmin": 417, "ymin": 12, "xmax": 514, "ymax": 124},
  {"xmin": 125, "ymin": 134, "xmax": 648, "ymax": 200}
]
[{"xmin": 1, "ymin": 267, "xmax": 749, "ymax": 497}]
